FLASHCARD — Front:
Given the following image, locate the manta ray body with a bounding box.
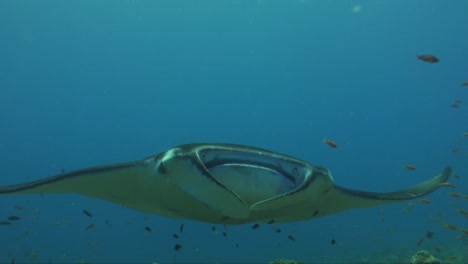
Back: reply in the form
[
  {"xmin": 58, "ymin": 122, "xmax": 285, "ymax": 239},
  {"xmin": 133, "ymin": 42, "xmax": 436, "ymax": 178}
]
[{"xmin": 0, "ymin": 144, "xmax": 450, "ymax": 224}]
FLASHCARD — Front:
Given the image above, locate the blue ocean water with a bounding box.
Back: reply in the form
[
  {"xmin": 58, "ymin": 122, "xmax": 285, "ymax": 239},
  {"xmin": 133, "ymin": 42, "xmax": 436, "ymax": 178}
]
[{"xmin": 0, "ymin": 1, "xmax": 467, "ymax": 263}]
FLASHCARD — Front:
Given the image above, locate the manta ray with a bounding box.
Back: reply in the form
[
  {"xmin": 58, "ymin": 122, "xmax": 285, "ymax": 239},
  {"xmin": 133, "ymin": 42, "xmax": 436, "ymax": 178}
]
[{"xmin": 0, "ymin": 144, "xmax": 450, "ymax": 224}]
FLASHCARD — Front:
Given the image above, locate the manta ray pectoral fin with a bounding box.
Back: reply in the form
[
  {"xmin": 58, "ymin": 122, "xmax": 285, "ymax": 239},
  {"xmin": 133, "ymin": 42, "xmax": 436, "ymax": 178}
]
[
  {"xmin": 0, "ymin": 160, "xmax": 158, "ymax": 210},
  {"xmin": 320, "ymin": 166, "xmax": 451, "ymax": 216}
]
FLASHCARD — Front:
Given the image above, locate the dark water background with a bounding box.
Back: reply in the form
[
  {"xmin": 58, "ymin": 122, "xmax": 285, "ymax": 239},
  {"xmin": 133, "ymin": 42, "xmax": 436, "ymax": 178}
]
[{"xmin": 1, "ymin": 1, "xmax": 467, "ymax": 263}]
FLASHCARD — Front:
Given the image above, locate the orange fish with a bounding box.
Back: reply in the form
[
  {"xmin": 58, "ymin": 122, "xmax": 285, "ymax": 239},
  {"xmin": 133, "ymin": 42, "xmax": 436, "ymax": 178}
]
[
  {"xmin": 417, "ymin": 55, "xmax": 439, "ymax": 63},
  {"xmin": 419, "ymin": 199, "xmax": 431, "ymax": 204},
  {"xmin": 439, "ymin": 182, "xmax": 455, "ymax": 188},
  {"xmin": 323, "ymin": 138, "xmax": 337, "ymax": 148},
  {"xmin": 455, "ymin": 99, "xmax": 462, "ymax": 103},
  {"xmin": 403, "ymin": 165, "xmax": 416, "ymax": 171},
  {"xmin": 449, "ymin": 192, "xmax": 461, "ymax": 198},
  {"xmin": 461, "ymin": 81, "xmax": 468, "ymax": 86},
  {"xmin": 442, "ymin": 223, "xmax": 457, "ymax": 230}
]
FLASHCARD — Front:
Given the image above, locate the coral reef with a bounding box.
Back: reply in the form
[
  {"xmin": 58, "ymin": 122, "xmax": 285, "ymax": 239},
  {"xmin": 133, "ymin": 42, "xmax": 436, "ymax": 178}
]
[{"xmin": 410, "ymin": 250, "xmax": 441, "ymax": 264}]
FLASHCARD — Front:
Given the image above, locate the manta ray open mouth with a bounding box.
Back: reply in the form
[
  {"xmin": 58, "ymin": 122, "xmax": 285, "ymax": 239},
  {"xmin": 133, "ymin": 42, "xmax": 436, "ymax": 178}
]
[{"xmin": 195, "ymin": 147, "xmax": 312, "ymax": 206}]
